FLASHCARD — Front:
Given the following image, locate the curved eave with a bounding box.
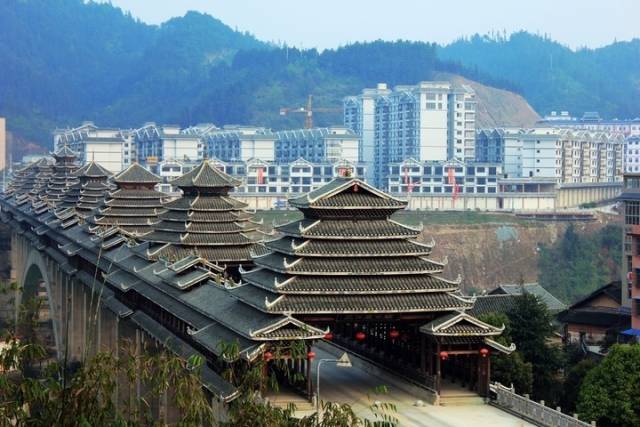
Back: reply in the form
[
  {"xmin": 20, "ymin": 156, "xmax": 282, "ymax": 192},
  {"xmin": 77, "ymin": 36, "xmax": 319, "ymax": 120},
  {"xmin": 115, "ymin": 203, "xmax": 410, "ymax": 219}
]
[{"xmin": 241, "ymin": 274, "xmax": 459, "ymax": 295}]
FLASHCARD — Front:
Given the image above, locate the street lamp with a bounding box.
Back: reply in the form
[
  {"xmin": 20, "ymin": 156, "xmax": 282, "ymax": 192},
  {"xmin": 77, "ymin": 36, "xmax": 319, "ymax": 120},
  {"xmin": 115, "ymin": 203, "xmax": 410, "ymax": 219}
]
[{"xmin": 316, "ymin": 352, "xmax": 352, "ymax": 426}]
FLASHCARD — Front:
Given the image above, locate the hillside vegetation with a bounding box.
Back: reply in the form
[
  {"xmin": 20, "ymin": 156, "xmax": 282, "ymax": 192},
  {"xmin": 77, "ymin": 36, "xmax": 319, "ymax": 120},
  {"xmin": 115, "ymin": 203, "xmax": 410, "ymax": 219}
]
[
  {"xmin": 439, "ymin": 32, "xmax": 640, "ymax": 120},
  {"xmin": 1, "ymin": 1, "xmax": 639, "ymax": 153}
]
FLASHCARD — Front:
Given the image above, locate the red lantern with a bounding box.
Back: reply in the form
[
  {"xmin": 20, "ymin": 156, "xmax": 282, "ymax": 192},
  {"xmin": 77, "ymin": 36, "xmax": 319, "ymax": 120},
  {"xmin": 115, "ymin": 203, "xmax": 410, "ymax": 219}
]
[
  {"xmin": 307, "ymin": 351, "xmax": 316, "ymax": 360},
  {"xmin": 263, "ymin": 351, "xmax": 273, "ymax": 361},
  {"xmin": 355, "ymin": 331, "xmax": 366, "ymax": 342},
  {"xmin": 353, "ymin": 184, "xmax": 359, "ymax": 192},
  {"xmin": 324, "ymin": 332, "xmax": 334, "ymax": 341},
  {"xmin": 439, "ymin": 351, "xmax": 449, "ymax": 361},
  {"xmin": 389, "ymin": 329, "xmax": 400, "ymax": 340},
  {"xmin": 479, "ymin": 348, "xmax": 489, "ymax": 358}
]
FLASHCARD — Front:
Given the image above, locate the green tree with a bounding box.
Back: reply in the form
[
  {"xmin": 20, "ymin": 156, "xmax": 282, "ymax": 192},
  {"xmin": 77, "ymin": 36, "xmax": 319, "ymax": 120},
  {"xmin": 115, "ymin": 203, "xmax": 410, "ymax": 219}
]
[
  {"xmin": 577, "ymin": 344, "xmax": 640, "ymax": 427},
  {"xmin": 479, "ymin": 312, "xmax": 533, "ymax": 394},
  {"xmin": 538, "ymin": 224, "xmax": 620, "ymax": 303},
  {"xmin": 561, "ymin": 357, "xmax": 596, "ymax": 413},
  {"xmin": 507, "ymin": 294, "xmax": 564, "ymax": 404}
]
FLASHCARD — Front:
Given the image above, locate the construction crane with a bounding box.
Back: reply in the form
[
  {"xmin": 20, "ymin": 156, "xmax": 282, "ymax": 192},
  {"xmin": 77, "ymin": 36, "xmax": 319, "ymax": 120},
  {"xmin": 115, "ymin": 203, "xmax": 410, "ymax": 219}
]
[{"xmin": 279, "ymin": 95, "xmax": 342, "ymax": 129}]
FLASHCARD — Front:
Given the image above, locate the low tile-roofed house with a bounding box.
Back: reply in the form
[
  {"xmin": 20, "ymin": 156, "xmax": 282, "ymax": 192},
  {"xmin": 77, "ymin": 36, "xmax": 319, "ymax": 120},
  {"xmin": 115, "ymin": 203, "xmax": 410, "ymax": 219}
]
[
  {"xmin": 469, "ymin": 283, "xmax": 566, "ymax": 318},
  {"xmin": 488, "ymin": 283, "xmax": 566, "ymax": 313},
  {"xmin": 557, "ymin": 281, "xmax": 630, "ymax": 345}
]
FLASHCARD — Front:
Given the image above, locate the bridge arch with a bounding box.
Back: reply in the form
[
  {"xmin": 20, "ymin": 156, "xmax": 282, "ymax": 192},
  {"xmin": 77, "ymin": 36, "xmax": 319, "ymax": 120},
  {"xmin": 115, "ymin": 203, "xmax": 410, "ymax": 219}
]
[{"xmin": 18, "ymin": 248, "xmax": 61, "ymax": 359}]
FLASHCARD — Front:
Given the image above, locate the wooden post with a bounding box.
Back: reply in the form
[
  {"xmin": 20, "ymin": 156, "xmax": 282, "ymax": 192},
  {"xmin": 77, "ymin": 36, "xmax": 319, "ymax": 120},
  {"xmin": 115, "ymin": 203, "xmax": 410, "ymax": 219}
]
[
  {"xmin": 486, "ymin": 353, "xmax": 491, "ymax": 395},
  {"xmin": 427, "ymin": 338, "xmax": 433, "ymax": 375},
  {"xmin": 420, "ymin": 335, "xmax": 426, "ymax": 374},
  {"xmin": 435, "ymin": 340, "xmax": 441, "ymax": 394},
  {"xmin": 306, "ymin": 345, "xmax": 312, "ymax": 399}
]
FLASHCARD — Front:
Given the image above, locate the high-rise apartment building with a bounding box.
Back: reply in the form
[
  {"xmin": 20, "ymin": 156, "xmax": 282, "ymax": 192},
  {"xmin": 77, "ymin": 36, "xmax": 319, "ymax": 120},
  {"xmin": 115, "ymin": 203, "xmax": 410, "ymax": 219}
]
[
  {"xmin": 344, "ymin": 81, "xmax": 476, "ymax": 188},
  {"xmin": 619, "ymin": 174, "xmax": 640, "ymax": 339}
]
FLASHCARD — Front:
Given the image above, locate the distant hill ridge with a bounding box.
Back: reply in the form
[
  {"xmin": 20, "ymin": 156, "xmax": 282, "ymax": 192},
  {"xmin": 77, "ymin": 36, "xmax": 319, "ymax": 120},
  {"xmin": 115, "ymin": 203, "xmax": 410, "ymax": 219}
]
[{"xmin": 0, "ymin": 0, "xmax": 637, "ymax": 153}]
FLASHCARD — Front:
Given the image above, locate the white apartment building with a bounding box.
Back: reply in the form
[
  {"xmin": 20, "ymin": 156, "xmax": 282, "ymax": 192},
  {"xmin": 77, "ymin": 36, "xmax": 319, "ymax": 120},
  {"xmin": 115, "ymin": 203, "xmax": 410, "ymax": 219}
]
[
  {"xmin": 477, "ymin": 127, "xmax": 624, "ymax": 184},
  {"xmin": 624, "ymin": 136, "xmax": 640, "ymax": 173},
  {"xmin": 344, "ymin": 81, "xmax": 476, "ymax": 189},
  {"xmin": 53, "ymin": 122, "xmax": 134, "ymax": 173},
  {"xmin": 538, "ymin": 111, "xmax": 640, "ymax": 136},
  {"xmin": 191, "ymin": 125, "xmax": 360, "ymax": 164},
  {"xmin": 387, "ymin": 159, "xmax": 501, "ymax": 195},
  {"xmin": 134, "ymin": 123, "xmax": 203, "ymax": 173}
]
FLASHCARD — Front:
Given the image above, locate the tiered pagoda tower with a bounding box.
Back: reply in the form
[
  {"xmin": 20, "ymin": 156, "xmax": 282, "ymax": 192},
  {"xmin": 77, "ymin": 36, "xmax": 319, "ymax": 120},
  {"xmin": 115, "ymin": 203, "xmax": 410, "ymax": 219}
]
[
  {"xmin": 43, "ymin": 146, "xmax": 80, "ymax": 208},
  {"xmin": 140, "ymin": 160, "xmax": 267, "ymax": 278},
  {"xmin": 237, "ymin": 177, "xmax": 513, "ymax": 397},
  {"xmin": 58, "ymin": 161, "xmax": 113, "ymax": 215},
  {"xmin": 29, "ymin": 158, "xmax": 54, "ymax": 199},
  {"xmin": 51, "ymin": 161, "xmax": 113, "ymax": 229},
  {"xmin": 87, "ymin": 162, "xmax": 165, "ymax": 237},
  {"xmin": 4, "ymin": 160, "xmax": 41, "ymax": 201}
]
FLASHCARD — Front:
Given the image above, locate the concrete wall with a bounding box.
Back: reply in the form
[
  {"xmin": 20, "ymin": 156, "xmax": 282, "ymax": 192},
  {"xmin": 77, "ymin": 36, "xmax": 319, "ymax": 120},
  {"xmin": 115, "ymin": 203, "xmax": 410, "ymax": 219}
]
[
  {"xmin": 556, "ymin": 184, "xmax": 621, "ymax": 208},
  {"xmin": 86, "ymin": 141, "xmax": 124, "ymax": 173},
  {"xmin": 234, "ymin": 181, "xmax": 620, "ymax": 212}
]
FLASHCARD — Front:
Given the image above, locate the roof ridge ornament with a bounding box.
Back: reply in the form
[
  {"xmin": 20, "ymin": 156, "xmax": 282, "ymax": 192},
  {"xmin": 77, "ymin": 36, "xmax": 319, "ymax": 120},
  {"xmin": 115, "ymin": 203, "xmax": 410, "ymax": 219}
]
[
  {"xmin": 387, "ymin": 218, "xmax": 422, "ymax": 232},
  {"xmin": 299, "ymin": 219, "xmax": 320, "ymax": 233},
  {"xmin": 283, "ymin": 257, "xmax": 302, "ymax": 269},
  {"xmin": 290, "ymin": 239, "xmax": 310, "ymax": 251},
  {"xmin": 264, "ymin": 294, "xmax": 284, "ymax": 309}
]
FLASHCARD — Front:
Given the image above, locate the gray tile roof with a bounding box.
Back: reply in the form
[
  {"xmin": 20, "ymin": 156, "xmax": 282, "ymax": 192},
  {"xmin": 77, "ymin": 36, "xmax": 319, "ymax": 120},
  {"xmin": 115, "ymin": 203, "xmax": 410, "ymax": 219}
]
[
  {"xmin": 489, "ymin": 283, "xmax": 566, "ymax": 313},
  {"xmin": 170, "ymin": 160, "xmax": 241, "ymax": 188},
  {"xmin": 114, "ymin": 163, "xmax": 161, "ymax": 184}
]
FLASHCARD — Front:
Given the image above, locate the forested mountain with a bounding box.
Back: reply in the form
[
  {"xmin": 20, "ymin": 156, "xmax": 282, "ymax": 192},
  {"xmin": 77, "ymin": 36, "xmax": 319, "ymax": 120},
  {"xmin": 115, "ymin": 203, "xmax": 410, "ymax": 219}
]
[
  {"xmin": 0, "ymin": 0, "xmax": 638, "ymax": 153},
  {"xmin": 0, "ymin": 0, "xmax": 265, "ymax": 143},
  {"xmin": 439, "ymin": 32, "xmax": 640, "ymax": 120}
]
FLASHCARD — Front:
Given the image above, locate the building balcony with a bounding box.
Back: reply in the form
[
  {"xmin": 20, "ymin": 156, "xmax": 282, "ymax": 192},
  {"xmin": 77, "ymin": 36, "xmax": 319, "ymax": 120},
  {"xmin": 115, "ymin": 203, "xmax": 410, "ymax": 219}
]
[{"xmin": 629, "ymin": 225, "xmax": 640, "ymax": 236}]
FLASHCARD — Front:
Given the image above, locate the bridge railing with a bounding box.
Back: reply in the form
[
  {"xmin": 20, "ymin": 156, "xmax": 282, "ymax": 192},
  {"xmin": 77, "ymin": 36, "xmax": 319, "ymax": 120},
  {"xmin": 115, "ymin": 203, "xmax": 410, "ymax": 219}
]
[{"xmin": 489, "ymin": 382, "xmax": 595, "ymax": 427}]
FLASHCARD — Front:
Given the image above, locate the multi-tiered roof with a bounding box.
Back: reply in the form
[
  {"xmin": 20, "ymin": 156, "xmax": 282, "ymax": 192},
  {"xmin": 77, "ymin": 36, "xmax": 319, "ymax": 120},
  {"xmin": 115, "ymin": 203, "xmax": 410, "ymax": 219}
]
[
  {"xmin": 141, "ymin": 160, "xmax": 266, "ymax": 267},
  {"xmin": 51, "ymin": 161, "xmax": 113, "ymax": 229},
  {"xmin": 43, "ymin": 146, "xmax": 80, "ymax": 208},
  {"xmin": 236, "ymin": 177, "xmax": 474, "ymax": 316},
  {"xmin": 87, "ymin": 163, "xmax": 165, "ymax": 236},
  {"xmin": 29, "ymin": 159, "xmax": 54, "ymax": 199},
  {"xmin": 4, "ymin": 160, "xmax": 41, "ymax": 203},
  {"xmin": 59, "ymin": 161, "xmax": 113, "ymax": 214}
]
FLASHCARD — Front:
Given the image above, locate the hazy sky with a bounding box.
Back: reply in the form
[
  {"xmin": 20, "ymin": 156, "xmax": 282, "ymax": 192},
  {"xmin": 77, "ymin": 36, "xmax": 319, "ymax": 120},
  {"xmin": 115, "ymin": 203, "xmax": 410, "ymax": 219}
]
[{"xmin": 100, "ymin": 0, "xmax": 638, "ymax": 50}]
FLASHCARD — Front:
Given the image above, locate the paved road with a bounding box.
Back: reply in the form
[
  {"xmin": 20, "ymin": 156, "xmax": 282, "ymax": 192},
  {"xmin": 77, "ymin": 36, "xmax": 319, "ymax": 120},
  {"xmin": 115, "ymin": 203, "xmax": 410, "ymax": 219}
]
[{"xmin": 305, "ymin": 347, "xmax": 535, "ymax": 427}]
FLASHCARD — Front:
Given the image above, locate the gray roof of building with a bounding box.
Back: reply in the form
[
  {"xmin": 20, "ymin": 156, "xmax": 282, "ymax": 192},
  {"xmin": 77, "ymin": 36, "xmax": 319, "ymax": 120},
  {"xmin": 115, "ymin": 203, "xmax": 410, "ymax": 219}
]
[
  {"xmin": 170, "ymin": 160, "xmax": 241, "ymax": 188},
  {"xmin": 488, "ymin": 283, "xmax": 566, "ymax": 312},
  {"xmin": 114, "ymin": 163, "xmax": 161, "ymax": 184}
]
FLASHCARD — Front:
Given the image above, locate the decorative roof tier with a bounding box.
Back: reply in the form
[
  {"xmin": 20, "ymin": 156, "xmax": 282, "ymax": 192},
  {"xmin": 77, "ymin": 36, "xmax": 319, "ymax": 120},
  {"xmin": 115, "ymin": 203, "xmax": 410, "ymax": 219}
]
[
  {"xmin": 29, "ymin": 159, "xmax": 54, "ymax": 199},
  {"xmin": 4, "ymin": 160, "xmax": 41, "ymax": 202},
  {"xmin": 420, "ymin": 312, "xmax": 515, "ymax": 353},
  {"xmin": 288, "ymin": 177, "xmax": 408, "ymax": 219},
  {"xmin": 74, "ymin": 162, "xmax": 114, "ymax": 218},
  {"xmin": 87, "ymin": 163, "xmax": 165, "ymax": 236},
  {"xmin": 141, "ymin": 160, "xmax": 266, "ymax": 266},
  {"xmin": 237, "ymin": 177, "xmax": 475, "ymax": 317},
  {"xmin": 55, "ymin": 161, "xmax": 113, "ymax": 224},
  {"xmin": 43, "ymin": 146, "xmax": 80, "ymax": 208}
]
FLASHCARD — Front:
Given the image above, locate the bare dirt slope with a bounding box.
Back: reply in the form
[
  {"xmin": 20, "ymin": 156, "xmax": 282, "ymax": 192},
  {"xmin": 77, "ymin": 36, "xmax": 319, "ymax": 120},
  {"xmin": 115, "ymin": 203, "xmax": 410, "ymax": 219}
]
[
  {"xmin": 433, "ymin": 72, "xmax": 541, "ymax": 128},
  {"xmin": 425, "ymin": 215, "xmax": 618, "ymax": 293}
]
